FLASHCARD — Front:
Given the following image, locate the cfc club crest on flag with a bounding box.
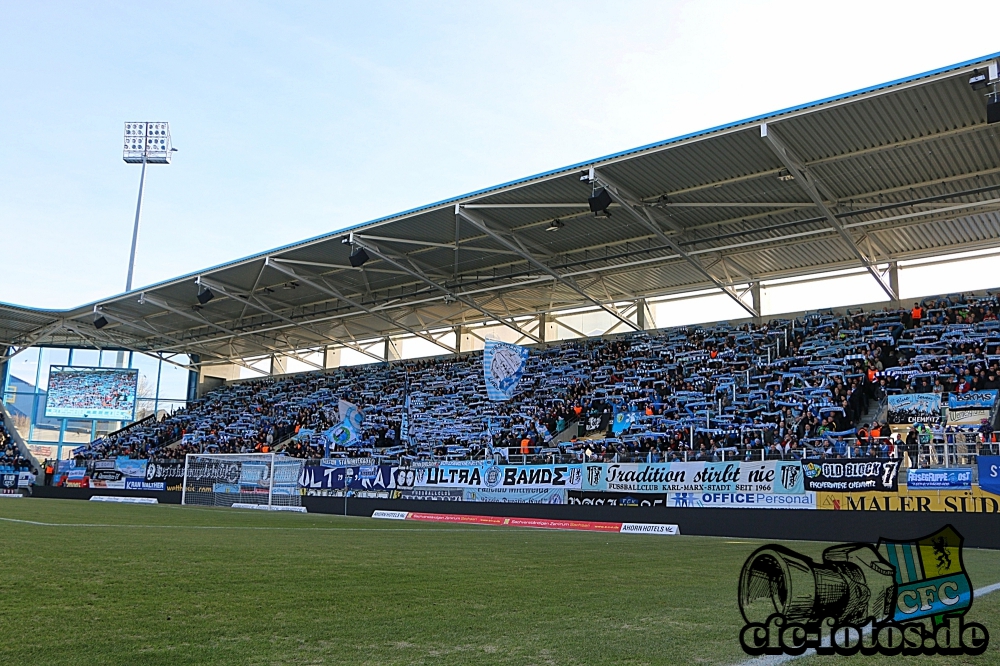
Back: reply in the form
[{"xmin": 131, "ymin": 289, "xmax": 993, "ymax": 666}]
[
  {"xmin": 877, "ymin": 525, "xmax": 973, "ymax": 624},
  {"xmin": 483, "ymin": 340, "xmax": 529, "ymax": 401}
]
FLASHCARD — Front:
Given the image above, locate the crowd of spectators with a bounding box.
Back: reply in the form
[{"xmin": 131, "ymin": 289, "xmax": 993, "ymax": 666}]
[
  {"xmin": 74, "ymin": 293, "xmax": 1000, "ymax": 465},
  {"xmin": 0, "ymin": 420, "xmax": 35, "ymax": 473}
]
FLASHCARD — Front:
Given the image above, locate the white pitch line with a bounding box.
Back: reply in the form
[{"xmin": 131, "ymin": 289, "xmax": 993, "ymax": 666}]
[{"xmin": 734, "ymin": 582, "xmax": 1000, "ymax": 666}]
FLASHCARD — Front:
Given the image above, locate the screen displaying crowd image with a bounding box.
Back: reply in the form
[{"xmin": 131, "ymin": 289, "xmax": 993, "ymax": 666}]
[{"xmin": 44, "ymin": 366, "xmax": 139, "ymax": 421}]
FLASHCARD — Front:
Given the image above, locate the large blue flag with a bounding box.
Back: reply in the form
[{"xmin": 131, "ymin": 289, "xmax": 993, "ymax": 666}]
[{"xmin": 484, "ymin": 340, "xmax": 529, "ymax": 401}]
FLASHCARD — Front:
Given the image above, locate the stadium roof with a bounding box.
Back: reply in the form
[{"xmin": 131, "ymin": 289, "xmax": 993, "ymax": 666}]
[{"xmin": 4, "ymin": 51, "xmax": 1000, "ymax": 369}]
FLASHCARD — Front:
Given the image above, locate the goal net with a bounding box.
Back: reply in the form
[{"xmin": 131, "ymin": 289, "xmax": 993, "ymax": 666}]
[{"xmin": 181, "ymin": 453, "xmax": 305, "ymax": 509}]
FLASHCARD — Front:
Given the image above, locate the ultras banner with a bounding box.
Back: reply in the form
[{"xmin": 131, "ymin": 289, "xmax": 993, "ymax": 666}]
[
  {"xmin": 802, "ymin": 458, "xmax": 900, "ymax": 492},
  {"xmin": 948, "ymin": 390, "xmax": 999, "ymax": 410},
  {"xmin": 410, "ymin": 464, "xmax": 582, "ymax": 490},
  {"xmin": 143, "ymin": 460, "xmax": 185, "ymax": 491},
  {"xmin": 297, "ymin": 465, "xmax": 397, "ymax": 491},
  {"xmin": 887, "ymin": 394, "xmax": 942, "ymax": 425},
  {"xmin": 0, "ymin": 473, "xmax": 17, "ymax": 491},
  {"xmin": 582, "ymin": 461, "xmax": 805, "ymax": 494},
  {"xmin": 905, "ymin": 468, "xmax": 974, "ymax": 490},
  {"xmin": 88, "ymin": 469, "xmax": 127, "ymax": 489}
]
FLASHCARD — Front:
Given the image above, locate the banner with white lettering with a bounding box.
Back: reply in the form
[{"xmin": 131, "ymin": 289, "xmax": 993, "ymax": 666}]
[
  {"xmin": 887, "ymin": 394, "xmax": 941, "ymax": 425},
  {"xmin": 979, "ymin": 456, "xmax": 1000, "ymax": 497},
  {"xmin": 947, "ymin": 390, "xmax": 998, "ymax": 410},
  {"xmin": 417, "ymin": 464, "xmax": 582, "ymax": 490},
  {"xmin": 582, "ymin": 461, "xmax": 805, "ymax": 494},
  {"xmin": 802, "ymin": 458, "xmax": 900, "ymax": 492}
]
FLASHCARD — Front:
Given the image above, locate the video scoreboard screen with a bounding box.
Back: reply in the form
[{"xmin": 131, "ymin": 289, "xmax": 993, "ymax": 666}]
[{"xmin": 44, "ymin": 366, "xmax": 139, "ymax": 421}]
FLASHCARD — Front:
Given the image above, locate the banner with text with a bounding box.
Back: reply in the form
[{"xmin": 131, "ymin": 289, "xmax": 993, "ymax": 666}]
[
  {"xmin": 979, "ymin": 456, "xmax": 1000, "ymax": 497},
  {"xmin": 802, "ymin": 458, "xmax": 900, "ymax": 492},
  {"xmin": 887, "ymin": 393, "xmax": 942, "ymax": 425},
  {"xmin": 582, "ymin": 461, "xmax": 804, "ymax": 494},
  {"xmin": 415, "ymin": 464, "xmax": 582, "ymax": 490}
]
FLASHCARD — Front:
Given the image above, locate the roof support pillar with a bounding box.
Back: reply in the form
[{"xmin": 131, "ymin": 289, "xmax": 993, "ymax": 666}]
[
  {"xmin": 751, "ymin": 282, "xmax": 762, "ymax": 325},
  {"xmin": 889, "ymin": 261, "xmax": 901, "ymax": 309}
]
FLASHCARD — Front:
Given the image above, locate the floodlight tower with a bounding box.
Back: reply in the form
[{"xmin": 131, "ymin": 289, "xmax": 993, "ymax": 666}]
[{"xmin": 122, "ymin": 122, "xmax": 176, "ymax": 291}]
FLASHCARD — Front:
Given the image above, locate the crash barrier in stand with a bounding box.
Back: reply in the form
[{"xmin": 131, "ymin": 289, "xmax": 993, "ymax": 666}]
[
  {"xmin": 89, "ymin": 496, "xmax": 158, "ymax": 504},
  {"xmin": 372, "ymin": 510, "xmax": 679, "ymax": 535},
  {"xmin": 231, "ymin": 503, "xmax": 308, "ymax": 513}
]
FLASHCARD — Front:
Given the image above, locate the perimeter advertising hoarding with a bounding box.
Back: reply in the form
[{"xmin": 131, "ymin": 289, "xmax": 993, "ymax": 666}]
[
  {"xmin": 818, "ymin": 485, "xmax": 1000, "ymax": 513},
  {"xmin": 582, "ymin": 461, "xmax": 804, "ymax": 494},
  {"xmin": 44, "ymin": 366, "xmax": 139, "ymax": 421},
  {"xmin": 667, "ymin": 491, "xmax": 817, "ymax": 509}
]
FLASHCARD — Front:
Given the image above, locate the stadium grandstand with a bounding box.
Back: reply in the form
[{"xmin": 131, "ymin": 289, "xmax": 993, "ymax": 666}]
[
  {"xmin": 3, "ymin": 52, "xmax": 1000, "ymax": 474},
  {"xmin": 6, "ymin": 42, "xmax": 1000, "ymax": 666}
]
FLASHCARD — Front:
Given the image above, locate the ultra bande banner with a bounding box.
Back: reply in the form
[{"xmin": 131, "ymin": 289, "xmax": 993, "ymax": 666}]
[{"xmin": 407, "ymin": 464, "xmax": 582, "ymax": 490}]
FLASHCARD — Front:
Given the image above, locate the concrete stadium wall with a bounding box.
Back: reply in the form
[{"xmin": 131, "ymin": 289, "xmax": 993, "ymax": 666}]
[
  {"xmin": 27, "ymin": 488, "xmax": 1000, "ymax": 549},
  {"xmin": 32, "ymin": 486, "xmax": 181, "ymax": 503},
  {"xmin": 305, "ymin": 496, "xmax": 1000, "ymax": 550}
]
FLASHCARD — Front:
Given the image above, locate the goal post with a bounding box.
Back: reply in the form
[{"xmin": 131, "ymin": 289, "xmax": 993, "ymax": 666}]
[{"xmin": 181, "ymin": 453, "xmax": 304, "ymax": 509}]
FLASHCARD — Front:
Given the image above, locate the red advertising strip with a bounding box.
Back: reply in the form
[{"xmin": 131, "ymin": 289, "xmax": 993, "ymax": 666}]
[{"xmin": 403, "ymin": 511, "xmax": 624, "ymax": 533}]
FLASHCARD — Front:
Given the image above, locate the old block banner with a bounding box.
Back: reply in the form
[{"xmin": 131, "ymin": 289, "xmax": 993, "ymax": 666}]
[{"xmin": 802, "ymin": 458, "xmax": 900, "ymax": 492}]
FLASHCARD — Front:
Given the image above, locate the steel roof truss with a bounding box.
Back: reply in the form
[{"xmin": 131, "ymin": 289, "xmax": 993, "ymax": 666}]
[
  {"xmin": 347, "ymin": 237, "xmax": 542, "ymax": 343},
  {"xmin": 592, "ymin": 169, "xmax": 759, "ymax": 318},
  {"xmin": 455, "ymin": 205, "xmax": 639, "ymax": 331},
  {"xmin": 264, "ymin": 258, "xmax": 458, "ymax": 354},
  {"xmin": 760, "ymin": 122, "xmax": 897, "ymax": 300}
]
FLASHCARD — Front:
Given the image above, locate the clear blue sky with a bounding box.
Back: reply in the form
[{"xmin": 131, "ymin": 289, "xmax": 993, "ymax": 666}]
[{"xmin": 1, "ymin": 1, "xmax": 995, "ymax": 309}]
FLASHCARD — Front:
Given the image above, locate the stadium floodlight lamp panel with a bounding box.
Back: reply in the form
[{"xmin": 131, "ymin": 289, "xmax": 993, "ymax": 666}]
[{"xmin": 123, "ymin": 121, "xmax": 172, "ymax": 164}]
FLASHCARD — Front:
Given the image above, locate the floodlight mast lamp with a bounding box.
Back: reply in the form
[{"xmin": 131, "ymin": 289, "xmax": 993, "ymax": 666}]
[{"xmin": 122, "ymin": 121, "xmax": 175, "ymax": 292}]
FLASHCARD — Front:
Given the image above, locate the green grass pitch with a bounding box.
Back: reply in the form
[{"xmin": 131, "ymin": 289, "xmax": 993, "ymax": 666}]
[{"xmin": 1, "ymin": 498, "xmax": 999, "ymax": 665}]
